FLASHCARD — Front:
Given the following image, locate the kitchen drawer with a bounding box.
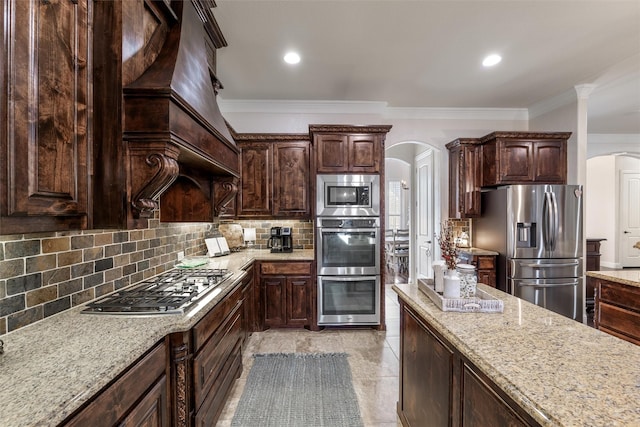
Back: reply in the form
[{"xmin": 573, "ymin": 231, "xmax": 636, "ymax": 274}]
[
  {"xmin": 598, "ymin": 281, "xmax": 640, "ymax": 312},
  {"xmin": 194, "ymin": 339, "xmax": 243, "ymax": 427},
  {"xmin": 597, "ymin": 302, "xmax": 640, "ymax": 345},
  {"xmin": 193, "ymin": 303, "xmax": 243, "ymax": 409},
  {"xmin": 261, "ymin": 261, "xmax": 312, "ymax": 276},
  {"xmin": 475, "ymin": 255, "xmax": 495, "ymax": 270},
  {"xmin": 192, "ymin": 284, "xmax": 243, "ymax": 352}
]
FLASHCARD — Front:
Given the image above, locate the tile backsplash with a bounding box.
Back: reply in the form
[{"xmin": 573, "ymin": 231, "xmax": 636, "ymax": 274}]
[
  {"xmin": 0, "ymin": 216, "xmax": 315, "ymax": 335},
  {"xmin": 223, "ymin": 219, "xmax": 314, "ymax": 250},
  {"xmin": 0, "ymin": 216, "xmax": 213, "ymax": 335}
]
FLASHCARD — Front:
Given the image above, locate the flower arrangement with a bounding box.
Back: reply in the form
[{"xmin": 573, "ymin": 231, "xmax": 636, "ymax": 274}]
[{"xmin": 436, "ymin": 220, "xmax": 459, "ymax": 270}]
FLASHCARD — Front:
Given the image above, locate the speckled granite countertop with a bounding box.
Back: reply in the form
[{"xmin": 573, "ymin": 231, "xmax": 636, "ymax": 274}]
[
  {"xmin": 458, "ymin": 247, "xmax": 499, "ymax": 256},
  {"xmin": 393, "ymin": 283, "xmax": 640, "ymax": 427},
  {"xmin": 0, "ymin": 249, "xmax": 313, "ymax": 427},
  {"xmin": 586, "ymin": 270, "xmax": 640, "ymax": 288}
]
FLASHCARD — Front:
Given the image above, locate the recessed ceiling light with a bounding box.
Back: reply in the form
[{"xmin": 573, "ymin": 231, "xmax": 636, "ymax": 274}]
[
  {"xmin": 482, "ymin": 54, "xmax": 502, "ymax": 67},
  {"xmin": 284, "ymin": 52, "xmax": 301, "ymax": 65}
]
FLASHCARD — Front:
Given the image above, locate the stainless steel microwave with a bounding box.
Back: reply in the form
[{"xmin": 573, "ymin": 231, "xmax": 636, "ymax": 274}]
[{"xmin": 316, "ymin": 174, "xmax": 380, "ymax": 216}]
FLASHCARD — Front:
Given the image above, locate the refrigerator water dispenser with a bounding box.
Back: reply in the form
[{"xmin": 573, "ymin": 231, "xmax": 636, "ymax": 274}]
[{"xmin": 517, "ymin": 222, "xmax": 536, "ymax": 248}]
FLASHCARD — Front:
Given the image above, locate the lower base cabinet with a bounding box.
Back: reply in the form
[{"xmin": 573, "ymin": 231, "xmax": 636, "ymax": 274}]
[
  {"xmin": 594, "ymin": 278, "xmax": 640, "ymax": 345},
  {"xmin": 398, "ymin": 301, "xmax": 540, "ymax": 427},
  {"xmin": 259, "ymin": 261, "xmax": 316, "ymax": 330},
  {"xmin": 63, "ymin": 341, "xmax": 168, "ymax": 427},
  {"xmin": 61, "ymin": 279, "xmax": 251, "ymax": 427}
]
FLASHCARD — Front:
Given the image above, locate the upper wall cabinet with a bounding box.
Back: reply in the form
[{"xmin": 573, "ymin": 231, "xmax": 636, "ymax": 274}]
[
  {"xmin": 446, "ymin": 138, "xmax": 482, "ymax": 218},
  {"xmin": 310, "ymin": 125, "xmax": 392, "ymax": 174},
  {"xmin": 1, "ymin": 0, "xmax": 91, "ymax": 234},
  {"xmin": 481, "ymin": 131, "xmax": 570, "ymax": 187},
  {"xmin": 235, "ymin": 134, "xmax": 311, "ymax": 219}
]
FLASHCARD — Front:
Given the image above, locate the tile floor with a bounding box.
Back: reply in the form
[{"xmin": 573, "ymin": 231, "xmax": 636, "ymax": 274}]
[{"xmin": 216, "ymin": 282, "xmax": 403, "ymax": 426}]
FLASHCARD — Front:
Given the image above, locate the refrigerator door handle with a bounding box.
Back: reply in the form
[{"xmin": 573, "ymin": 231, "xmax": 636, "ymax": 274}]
[
  {"xmin": 550, "ymin": 190, "xmax": 558, "ymax": 252},
  {"xmin": 542, "ymin": 191, "xmax": 551, "ymax": 252},
  {"xmin": 518, "ymin": 281, "xmax": 579, "ymax": 288},
  {"xmin": 520, "ymin": 261, "xmax": 580, "ymax": 268},
  {"xmin": 542, "ymin": 190, "xmax": 558, "ymax": 252}
]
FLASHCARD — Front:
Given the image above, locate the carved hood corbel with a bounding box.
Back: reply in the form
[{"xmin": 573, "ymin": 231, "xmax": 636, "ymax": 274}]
[
  {"xmin": 213, "ymin": 176, "xmax": 239, "ymax": 216},
  {"xmin": 128, "ymin": 143, "xmax": 181, "ymax": 219}
]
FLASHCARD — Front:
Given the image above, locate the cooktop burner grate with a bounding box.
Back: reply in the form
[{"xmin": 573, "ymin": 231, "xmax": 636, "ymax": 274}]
[{"xmin": 82, "ymin": 268, "xmax": 233, "ymax": 314}]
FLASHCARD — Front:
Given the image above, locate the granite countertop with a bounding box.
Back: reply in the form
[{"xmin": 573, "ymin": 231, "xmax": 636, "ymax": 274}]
[
  {"xmin": 392, "ymin": 283, "xmax": 640, "ymax": 426},
  {"xmin": 457, "ymin": 247, "xmax": 499, "ymax": 256},
  {"xmin": 586, "ymin": 270, "xmax": 640, "ymax": 288},
  {"xmin": 0, "ymin": 249, "xmax": 314, "ymax": 427}
]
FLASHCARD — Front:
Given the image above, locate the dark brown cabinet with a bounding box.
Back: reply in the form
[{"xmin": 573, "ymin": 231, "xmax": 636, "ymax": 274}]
[
  {"xmin": 310, "ymin": 125, "xmax": 391, "ymax": 174},
  {"xmin": 62, "ymin": 278, "xmax": 251, "ymax": 427},
  {"xmin": 241, "ymin": 265, "xmax": 256, "ymax": 341},
  {"xmin": 63, "ymin": 341, "xmax": 168, "ymax": 427},
  {"xmin": 586, "ymin": 238, "xmax": 606, "ymax": 312},
  {"xmin": 594, "ymin": 277, "xmax": 640, "ymax": 346},
  {"xmin": 399, "ymin": 303, "xmax": 454, "ymax": 426},
  {"xmin": 1, "ymin": 0, "xmax": 91, "ymax": 234},
  {"xmin": 273, "ymin": 142, "xmax": 311, "ymax": 217},
  {"xmin": 446, "ymin": 138, "xmax": 482, "ymax": 218},
  {"xmin": 473, "ymin": 255, "xmax": 497, "ymax": 288},
  {"xmin": 481, "ymin": 132, "xmax": 570, "ymax": 187},
  {"xmin": 236, "ymin": 135, "xmax": 311, "ymax": 218},
  {"xmin": 398, "ymin": 301, "xmax": 540, "ymax": 427},
  {"xmin": 259, "ymin": 261, "xmax": 315, "ymax": 329},
  {"xmin": 238, "ymin": 142, "xmax": 272, "ymax": 217}
]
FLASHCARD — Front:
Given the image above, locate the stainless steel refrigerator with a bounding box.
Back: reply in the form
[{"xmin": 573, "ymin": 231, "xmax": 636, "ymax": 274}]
[{"xmin": 473, "ymin": 185, "xmax": 583, "ymax": 322}]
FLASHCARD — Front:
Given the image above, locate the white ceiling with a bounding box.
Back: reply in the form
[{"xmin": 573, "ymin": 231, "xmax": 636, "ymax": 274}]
[{"xmin": 214, "ymin": 0, "xmax": 640, "ymax": 134}]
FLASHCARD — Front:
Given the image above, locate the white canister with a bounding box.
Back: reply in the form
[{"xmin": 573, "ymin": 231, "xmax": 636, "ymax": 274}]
[
  {"xmin": 433, "ymin": 261, "xmax": 445, "ymax": 293},
  {"xmin": 443, "ymin": 270, "xmax": 461, "ymax": 298}
]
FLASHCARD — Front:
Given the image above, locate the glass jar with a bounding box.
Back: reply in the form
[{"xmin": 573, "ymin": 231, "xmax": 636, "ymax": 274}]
[{"xmin": 456, "ymin": 263, "xmax": 477, "ymax": 298}]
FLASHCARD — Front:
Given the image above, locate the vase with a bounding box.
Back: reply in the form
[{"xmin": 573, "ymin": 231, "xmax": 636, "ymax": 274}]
[{"xmin": 443, "ymin": 269, "xmax": 461, "ymax": 298}]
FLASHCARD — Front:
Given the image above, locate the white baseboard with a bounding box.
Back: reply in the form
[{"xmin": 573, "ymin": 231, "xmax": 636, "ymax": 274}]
[{"xmin": 600, "ymin": 261, "xmax": 623, "ymax": 269}]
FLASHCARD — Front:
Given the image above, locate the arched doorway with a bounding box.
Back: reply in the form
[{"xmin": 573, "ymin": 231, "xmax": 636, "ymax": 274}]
[
  {"xmin": 586, "ymin": 153, "xmax": 640, "ymax": 268},
  {"xmin": 385, "ymin": 141, "xmax": 442, "ymax": 284}
]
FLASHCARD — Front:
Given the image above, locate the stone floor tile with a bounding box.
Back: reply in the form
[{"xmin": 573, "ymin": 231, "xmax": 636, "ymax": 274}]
[{"xmin": 352, "ymin": 376, "xmax": 400, "ymax": 425}]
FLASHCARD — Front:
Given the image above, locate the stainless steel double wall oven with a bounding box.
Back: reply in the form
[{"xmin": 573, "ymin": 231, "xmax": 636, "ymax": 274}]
[{"xmin": 316, "ymin": 174, "xmax": 381, "ymax": 325}]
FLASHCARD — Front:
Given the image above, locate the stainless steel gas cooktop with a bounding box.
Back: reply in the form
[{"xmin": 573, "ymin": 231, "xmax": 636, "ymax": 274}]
[{"xmin": 82, "ymin": 268, "xmax": 233, "ymax": 315}]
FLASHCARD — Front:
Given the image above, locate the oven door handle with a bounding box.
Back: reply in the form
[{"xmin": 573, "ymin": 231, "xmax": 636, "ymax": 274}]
[
  {"xmin": 321, "ymin": 276, "xmax": 378, "ymax": 282},
  {"xmin": 320, "ymin": 228, "xmax": 378, "ymax": 233}
]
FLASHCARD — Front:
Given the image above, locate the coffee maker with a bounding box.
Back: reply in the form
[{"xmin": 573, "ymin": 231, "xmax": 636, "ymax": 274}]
[{"xmin": 268, "ymin": 227, "xmax": 293, "ymax": 253}]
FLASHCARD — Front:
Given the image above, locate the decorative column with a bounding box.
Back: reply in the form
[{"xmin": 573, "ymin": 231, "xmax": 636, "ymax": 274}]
[{"xmin": 574, "ymin": 84, "xmax": 597, "ymax": 187}]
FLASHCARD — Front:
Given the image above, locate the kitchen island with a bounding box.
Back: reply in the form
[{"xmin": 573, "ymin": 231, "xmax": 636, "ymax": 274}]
[
  {"xmin": 0, "ymin": 249, "xmax": 313, "ymax": 427},
  {"xmin": 393, "ymin": 282, "xmax": 640, "ymax": 426},
  {"xmin": 587, "ymin": 269, "xmax": 640, "ymax": 345}
]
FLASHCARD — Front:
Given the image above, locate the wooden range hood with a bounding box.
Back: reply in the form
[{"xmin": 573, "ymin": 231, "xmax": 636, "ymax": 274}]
[{"xmin": 122, "ymin": 0, "xmax": 238, "ymax": 226}]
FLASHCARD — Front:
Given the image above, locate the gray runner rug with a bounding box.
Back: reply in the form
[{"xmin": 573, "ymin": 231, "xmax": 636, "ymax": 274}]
[{"xmin": 230, "ymin": 352, "xmax": 364, "ymax": 427}]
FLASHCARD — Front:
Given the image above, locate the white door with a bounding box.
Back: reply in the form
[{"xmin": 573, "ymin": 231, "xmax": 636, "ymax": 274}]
[
  {"xmin": 415, "ymin": 150, "xmax": 437, "ymax": 280},
  {"xmin": 620, "ymin": 171, "xmax": 640, "ymax": 267}
]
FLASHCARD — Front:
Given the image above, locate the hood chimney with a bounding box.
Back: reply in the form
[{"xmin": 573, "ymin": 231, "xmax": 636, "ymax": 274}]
[{"xmin": 123, "ymin": 0, "xmax": 238, "ymax": 221}]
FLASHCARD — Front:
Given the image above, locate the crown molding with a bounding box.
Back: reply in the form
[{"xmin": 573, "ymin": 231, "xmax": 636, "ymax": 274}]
[
  {"xmin": 528, "ymin": 88, "xmax": 578, "ymax": 119},
  {"xmin": 384, "ymin": 107, "xmax": 528, "ymax": 121},
  {"xmin": 588, "ymin": 133, "xmax": 640, "ymax": 144},
  {"xmin": 217, "ymin": 99, "xmax": 388, "ymax": 114},
  {"xmin": 218, "ymin": 98, "xmax": 528, "ymax": 121}
]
